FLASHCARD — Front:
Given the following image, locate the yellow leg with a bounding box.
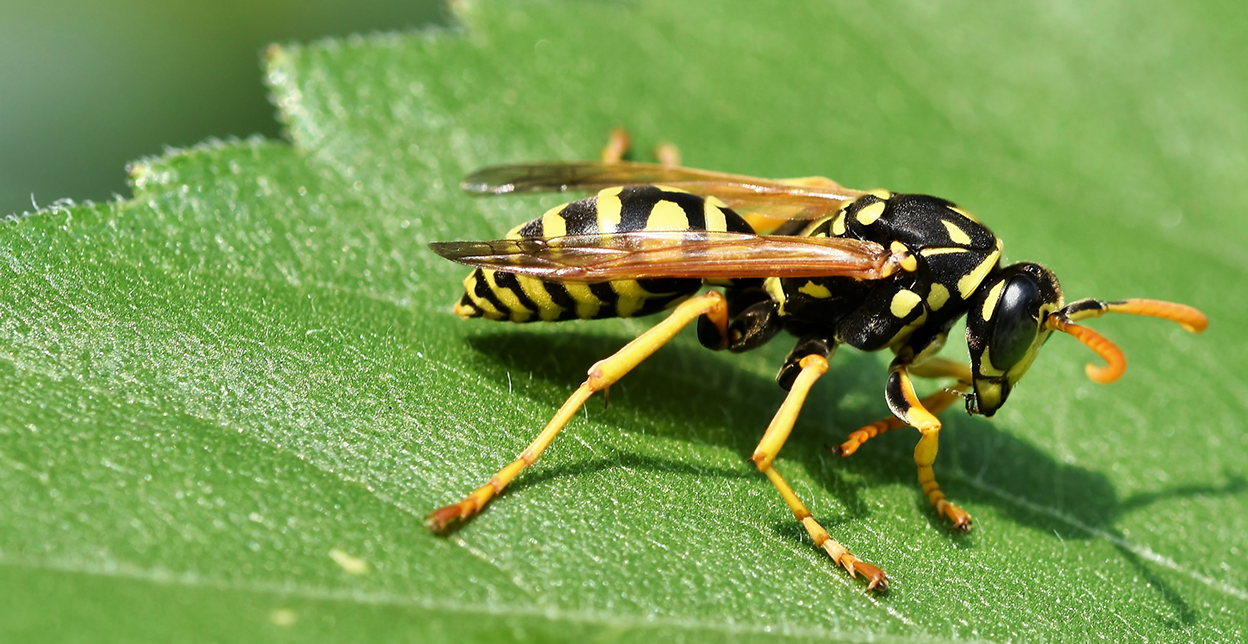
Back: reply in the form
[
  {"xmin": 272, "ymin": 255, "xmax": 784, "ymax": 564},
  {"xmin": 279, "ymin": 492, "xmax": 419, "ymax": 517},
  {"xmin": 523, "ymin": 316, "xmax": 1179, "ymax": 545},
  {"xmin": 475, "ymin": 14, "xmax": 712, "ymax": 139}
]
[
  {"xmin": 426, "ymin": 291, "xmax": 730, "ymax": 533},
  {"xmin": 751, "ymin": 354, "xmax": 888, "ymax": 591},
  {"xmin": 891, "ymin": 365, "xmax": 971, "ymax": 531},
  {"xmin": 601, "ymin": 127, "xmax": 632, "ymax": 163},
  {"xmin": 835, "ymin": 385, "xmax": 967, "ymax": 457},
  {"xmin": 835, "ymin": 357, "xmax": 970, "ymax": 457},
  {"xmin": 654, "ymin": 142, "xmax": 681, "ymax": 167},
  {"xmin": 601, "ymin": 127, "xmax": 681, "ymax": 167}
]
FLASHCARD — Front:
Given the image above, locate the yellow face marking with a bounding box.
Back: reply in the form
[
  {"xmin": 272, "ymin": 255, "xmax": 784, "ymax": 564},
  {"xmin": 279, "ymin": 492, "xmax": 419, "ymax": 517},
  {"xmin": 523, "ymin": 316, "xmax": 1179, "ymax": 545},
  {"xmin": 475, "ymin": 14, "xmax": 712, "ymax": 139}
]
[
  {"xmin": 949, "ymin": 205, "xmax": 980, "ymax": 223},
  {"xmin": 941, "ymin": 220, "xmax": 973, "ymax": 245},
  {"xmin": 920, "ymin": 247, "xmax": 969, "ymax": 257},
  {"xmin": 563, "ymin": 282, "xmax": 602, "ymax": 319},
  {"xmin": 867, "ymin": 189, "xmax": 891, "ymax": 200},
  {"xmin": 855, "ymin": 201, "xmax": 886, "ymax": 226},
  {"xmin": 890, "ymin": 289, "xmax": 922, "ymax": 318},
  {"xmin": 647, "ymin": 199, "xmax": 690, "ymax": 231},
  {"xmin": 596, "ymin": 187, "xmax": 623, "ymax": 233},
  {"xmin": 541, "ymin": 205, "xmax": 568, "ymax": 238},
  {"xmin": 831, "ymin": 211, "xmax": 847, "ymax": 236},
  {"xmin": 980, "ymin": 279, "xmax": 1006, "ymax": 322},
  {"xmin": 957, "ymin": 249, "xmax": 1001, "ymax": 299},
  {"xmin": 927, "ymin": 283, "xmax": 950, "ymax": 311},
  {"xmin": 517, "ymin": 275, "xmax": 564, "ymax": 321},
  {"xmin": 798, "ymin": 281, "xmax": 832, "ymax": 299},
  {"xmin": 890, "ymin": 241, "xmax": 918, "ymax": 272},
  {"xmin": 703, "ymin": 197, "xmax": 728, "ymax": 232},
  {"xmin": 483, "ymin": 270, "xmax": 532, "ymax": 322},
  {"xmin": 977, "ymin": 347, "xmax": 1005, "ymax": 376}
]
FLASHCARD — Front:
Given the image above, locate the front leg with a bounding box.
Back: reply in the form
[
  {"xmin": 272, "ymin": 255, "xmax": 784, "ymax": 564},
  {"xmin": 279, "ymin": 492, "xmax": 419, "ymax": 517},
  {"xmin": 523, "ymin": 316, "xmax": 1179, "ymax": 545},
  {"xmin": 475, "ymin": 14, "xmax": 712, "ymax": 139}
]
[
  {"xmin": 885, "ymin": 358, "xmax": 972, "ymax": 531},
  {"xmin": 834, "ymin": 358, "xmax": 969, "ymax": 456}
]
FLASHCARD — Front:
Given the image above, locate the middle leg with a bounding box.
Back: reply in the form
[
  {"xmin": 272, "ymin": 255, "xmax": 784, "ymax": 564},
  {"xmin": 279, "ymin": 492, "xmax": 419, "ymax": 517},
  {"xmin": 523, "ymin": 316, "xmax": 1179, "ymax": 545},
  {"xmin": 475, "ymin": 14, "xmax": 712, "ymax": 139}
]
[
  {"xmin": 885, "ymin": 359, "xmax": 972, "ymax": 530},
  {"xmin": 752, "ymin": 354, "xmax": 888, "ymax": 591}
]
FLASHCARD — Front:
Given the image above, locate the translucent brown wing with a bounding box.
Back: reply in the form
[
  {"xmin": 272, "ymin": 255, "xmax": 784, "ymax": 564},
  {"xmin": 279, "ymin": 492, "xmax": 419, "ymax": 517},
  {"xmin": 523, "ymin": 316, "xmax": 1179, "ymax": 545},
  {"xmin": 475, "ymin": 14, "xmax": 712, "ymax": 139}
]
[
  {"xmin": 429, "ymin": 231, "xmax": 897, "ymax": 282},
  {"xmin": 461, "ymin": 161, "xmax": 868, "ymax": 220}
]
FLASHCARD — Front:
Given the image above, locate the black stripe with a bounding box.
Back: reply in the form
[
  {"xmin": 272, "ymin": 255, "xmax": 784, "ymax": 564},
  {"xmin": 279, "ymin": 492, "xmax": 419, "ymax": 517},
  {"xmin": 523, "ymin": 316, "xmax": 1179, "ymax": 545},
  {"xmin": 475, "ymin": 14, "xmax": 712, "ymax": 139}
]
[
  {"xmin": 559, "ymin": 197, "xmax": 600, "ymax": 235},
  {"xmin": 471, "ymin": 269, "xmax": 511, "ymax": 315},
  {"xmin": 619, "ymin": 186, "xmax": 663, "ymax": 231},
  {"xmin": 589, "ymin": 282, "xmax": 620, "ymax": 319},
  {"xmin": 670, "ymin": 192, "xmax": 706, "ymax": 229},
  {"xmin": 637, "ymin": 277, "xmax": 700, "ymax": 296},
  {"xmin": 493, "ymin": 271, "xmax": 540, "ymax": 316},
  {"xmin": 517, "ymin": 218, "xmax": 544, "ymax": 238},
  {"xmin": 456, "ymin": 293, "xmax": 482, "ymax": 317},
  {"xmin": 542, "ymin": 281, "xmax": 581, "ymax": 320}
]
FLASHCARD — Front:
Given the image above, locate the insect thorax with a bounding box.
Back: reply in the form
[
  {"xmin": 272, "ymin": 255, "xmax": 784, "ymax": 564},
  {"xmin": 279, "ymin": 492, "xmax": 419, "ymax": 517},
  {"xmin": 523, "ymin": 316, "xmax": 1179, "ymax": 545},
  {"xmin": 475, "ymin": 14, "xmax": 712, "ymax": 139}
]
[{"xmin": 771, "ymin": 192, "xmax": 1003, "ymax": 353}]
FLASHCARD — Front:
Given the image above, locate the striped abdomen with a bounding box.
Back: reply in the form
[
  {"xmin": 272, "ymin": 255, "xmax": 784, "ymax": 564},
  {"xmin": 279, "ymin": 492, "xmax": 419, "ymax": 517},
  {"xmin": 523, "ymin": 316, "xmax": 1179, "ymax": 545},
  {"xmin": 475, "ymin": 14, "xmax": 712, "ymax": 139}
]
[{"xmin": 455, "ymin": 185, "xmax": 755, "ymax": 322}]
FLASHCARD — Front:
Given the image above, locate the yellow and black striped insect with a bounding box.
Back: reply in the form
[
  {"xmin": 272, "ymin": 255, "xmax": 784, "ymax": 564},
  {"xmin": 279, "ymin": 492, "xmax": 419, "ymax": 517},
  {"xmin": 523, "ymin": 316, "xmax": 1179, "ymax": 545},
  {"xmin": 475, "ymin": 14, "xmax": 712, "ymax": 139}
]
[{"xmin": 426, "ymin": 130, "xmax": 1208, "ymax": 591}]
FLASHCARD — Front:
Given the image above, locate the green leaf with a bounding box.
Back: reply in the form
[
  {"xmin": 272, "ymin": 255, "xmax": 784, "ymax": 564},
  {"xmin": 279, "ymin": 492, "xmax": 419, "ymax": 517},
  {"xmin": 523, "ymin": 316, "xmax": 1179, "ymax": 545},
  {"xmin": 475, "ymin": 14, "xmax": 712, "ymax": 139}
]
[{"xmin": 3, "ymin": 0, "xmax": 1246, "ymax": 641}]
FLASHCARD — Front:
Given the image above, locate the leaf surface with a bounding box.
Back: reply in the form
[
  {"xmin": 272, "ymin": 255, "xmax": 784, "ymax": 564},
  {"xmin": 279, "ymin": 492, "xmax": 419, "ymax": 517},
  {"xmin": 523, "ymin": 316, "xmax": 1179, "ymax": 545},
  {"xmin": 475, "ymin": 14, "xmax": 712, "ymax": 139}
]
[{"xmin": 2, "ymin": 1, "xmax": 1247, "ymax": 641}]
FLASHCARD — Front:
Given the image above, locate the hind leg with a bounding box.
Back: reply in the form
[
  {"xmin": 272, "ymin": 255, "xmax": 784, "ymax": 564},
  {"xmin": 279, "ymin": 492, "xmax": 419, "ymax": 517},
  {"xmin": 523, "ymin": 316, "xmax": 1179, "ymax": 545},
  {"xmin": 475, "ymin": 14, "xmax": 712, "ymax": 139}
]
[{"xmin": 601, "ymin": 127, "xmax": 681, "ymax": 167}]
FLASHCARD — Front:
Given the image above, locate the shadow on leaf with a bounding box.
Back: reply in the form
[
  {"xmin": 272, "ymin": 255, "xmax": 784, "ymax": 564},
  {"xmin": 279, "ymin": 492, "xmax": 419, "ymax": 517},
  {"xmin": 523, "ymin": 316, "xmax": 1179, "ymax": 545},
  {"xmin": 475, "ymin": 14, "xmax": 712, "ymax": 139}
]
[{"xmin": 460, "ymin": 328, "xmax": 1244, "ymax": 626}]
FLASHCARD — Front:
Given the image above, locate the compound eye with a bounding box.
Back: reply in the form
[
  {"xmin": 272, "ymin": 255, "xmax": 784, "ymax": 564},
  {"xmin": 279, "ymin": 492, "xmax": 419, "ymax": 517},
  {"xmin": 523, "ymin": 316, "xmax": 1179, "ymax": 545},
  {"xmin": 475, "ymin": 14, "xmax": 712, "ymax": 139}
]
[{"xmin": 988, "ymin": 274, "xmax": 1043, "ymax": 370}]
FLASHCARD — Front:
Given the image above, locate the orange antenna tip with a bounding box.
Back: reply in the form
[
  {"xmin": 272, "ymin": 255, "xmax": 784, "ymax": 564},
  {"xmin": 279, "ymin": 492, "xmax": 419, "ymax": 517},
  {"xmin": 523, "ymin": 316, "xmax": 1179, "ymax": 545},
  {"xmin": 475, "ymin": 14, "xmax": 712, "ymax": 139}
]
[{"xmin": 1105, "ymin": 299, "xmax": 1208, "ymax": 334}]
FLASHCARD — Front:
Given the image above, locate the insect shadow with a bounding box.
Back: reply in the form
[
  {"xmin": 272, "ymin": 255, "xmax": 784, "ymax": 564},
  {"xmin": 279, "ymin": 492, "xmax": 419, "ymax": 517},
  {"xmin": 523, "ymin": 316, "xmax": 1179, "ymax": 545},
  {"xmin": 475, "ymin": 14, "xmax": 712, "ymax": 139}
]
[{"xmin": 465, "ymin": 328, "xmax": 1243, "ymax": 627}]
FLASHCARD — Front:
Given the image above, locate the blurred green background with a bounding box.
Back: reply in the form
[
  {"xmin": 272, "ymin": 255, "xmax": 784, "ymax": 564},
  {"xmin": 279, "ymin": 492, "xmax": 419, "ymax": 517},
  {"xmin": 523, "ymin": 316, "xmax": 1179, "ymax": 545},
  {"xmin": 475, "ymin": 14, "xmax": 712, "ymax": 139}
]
[{"xmin": 0, "ymin": 0, "xmax": 447, "ymax": 218}]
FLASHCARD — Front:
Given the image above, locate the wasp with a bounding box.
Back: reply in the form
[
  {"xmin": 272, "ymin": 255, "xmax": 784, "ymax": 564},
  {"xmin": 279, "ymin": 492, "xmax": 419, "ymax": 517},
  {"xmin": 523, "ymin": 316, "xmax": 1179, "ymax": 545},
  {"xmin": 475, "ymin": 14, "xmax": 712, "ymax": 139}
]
[{"xmin": 425, "ymin": 130, "xmax": 1207, "ymax": 591}]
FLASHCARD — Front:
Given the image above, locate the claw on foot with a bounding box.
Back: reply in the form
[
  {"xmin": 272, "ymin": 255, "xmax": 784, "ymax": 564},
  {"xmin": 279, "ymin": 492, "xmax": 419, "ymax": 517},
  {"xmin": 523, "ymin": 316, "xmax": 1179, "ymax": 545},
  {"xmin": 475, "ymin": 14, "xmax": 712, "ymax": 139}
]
[
  {"xmin": 821, "ymin": 542, "xmax": 889, "ymax": 592},
  {"xmin": 936, "ymin": 500, "xmax": 972, "ymax": 532},
  {"xmin": 844, "ymin": 555, "xmax": 889, "ymax": 592},
  {"xmin": 425, "ymin": 502, "xmax": 475, "ymax": 534}
]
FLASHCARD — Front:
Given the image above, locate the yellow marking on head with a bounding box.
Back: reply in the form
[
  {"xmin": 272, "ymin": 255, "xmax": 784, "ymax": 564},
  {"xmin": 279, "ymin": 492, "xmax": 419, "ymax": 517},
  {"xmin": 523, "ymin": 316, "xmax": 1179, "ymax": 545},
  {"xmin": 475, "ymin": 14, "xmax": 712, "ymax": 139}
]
[
  {"xmin": 517, "ymin": 275, "xmax": 565, "ymax": 321},
  {"xmin": 941, "ymin": 219, "xmax": 972, "ymax": 245},
  {"xmin": 647, "ymin": 199, "xmax": 690, "ymax": 231},
  {"xmin": 831, "ymin": 211, "xmax": 847, "ymax": 236},
  {"xmin": 703, "ymin": 200, "xmax": 728, "ymax": 232},
  {"xmin": 949, "ymin": 205, "xmax": 980, "ymax": 223},
  {"xmin": 920, "ymin": 247, "xmax": 969, "ymax": 257},
  {"xmin": 541, "ymin": 205, "xmax": 568, "ymax": 237},
  {"xmin": 563, "ymin": 282, "xmax": 602, "ymax": 319},
  {"xmin": 957, "ymin": 249, "xmax": 1001, "ymax": 299},
  {"xmin": 483, "ymin": 270, "xmax": 532, "ymax": 322},
  {"xmin": 596, "ymin": 187, "xmax": 624, "ymax": 233},
  {"xmin": 798, "ymin": 281, "xmax": 832, "ymax": 299},
  {"xmin": 927, "ymin": 283, "xmax": 950, "ymax": 311},
  {"xmin": 867, "ymin": 189, "xmax": 892, "ymax": 200},
  {"xmin": 980, "ymin": 279, "xmax": 1006, "ymax": 322},
  {"xmin": 890, "ymin": 241, "xmax": 918, "ymax": 272},
  {"xmin": 977, "ymin": 347, "xmax": 1005, "ymax": 377},
  {"xmin": 890, "ymin": 289, "xmax": 922, "ymax": 318},
  {"xmin": 855, "ymin": 201, "xmax": 886, "ymax": 226}
]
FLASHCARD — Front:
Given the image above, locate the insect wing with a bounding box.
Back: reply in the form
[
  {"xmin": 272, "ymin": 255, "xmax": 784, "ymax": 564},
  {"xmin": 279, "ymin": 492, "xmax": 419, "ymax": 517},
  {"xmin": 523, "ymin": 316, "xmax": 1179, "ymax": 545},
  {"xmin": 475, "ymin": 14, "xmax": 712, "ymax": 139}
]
[
  {"xmin": 461, "ymin": 161, "xmax": 866, "ymax": 220},
  {"xmin": 429, "ymin": 231, "xmax": 894, "ymax": 282}
]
